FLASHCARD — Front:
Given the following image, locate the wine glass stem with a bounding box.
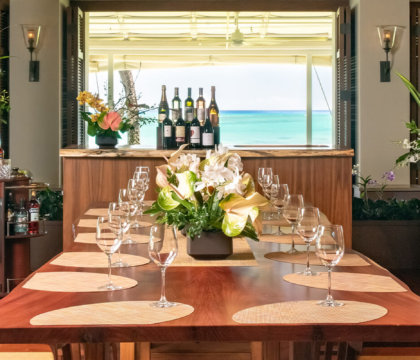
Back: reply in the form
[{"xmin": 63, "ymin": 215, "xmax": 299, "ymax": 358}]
[
  {"xmin": 327, "ymin": 267, "xmax": 332, "ymax": 299},
  {"xmin": 107, "ymin": 254, "xmax": 112, "ymax": 285},
  {"xmin": 305, "ymin": 243, "xmax": 310, "ymax": 272},
  {"xmin": 160, "ymin": 267, "xmax": 167, "ymax": 303},
  {"xmin": 291, "ymin": 224, "xmax": 296, "ymax": 249}
]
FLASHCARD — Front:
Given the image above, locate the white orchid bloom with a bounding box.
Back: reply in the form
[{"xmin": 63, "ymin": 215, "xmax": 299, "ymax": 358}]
[{"xmin": 402, "ymin": 139, "xmax": 411, "ymax": 150}]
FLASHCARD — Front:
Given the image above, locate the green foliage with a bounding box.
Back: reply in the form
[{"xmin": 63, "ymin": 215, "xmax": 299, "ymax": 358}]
[
  {"xmin": 353, "ymin": 197, "xmax": 420, "ymax": 221},
  {"xmin": 145, "ymin": 190, "xmax": 259, "ymax": 241},
  {"xmin": 36, "ymin": 188, "xmax": 63, "ymax": 221}
]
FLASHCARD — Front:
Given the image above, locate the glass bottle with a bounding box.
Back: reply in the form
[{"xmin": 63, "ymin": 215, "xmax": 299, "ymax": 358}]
[
  {"xmin": 28, "ymin": 190, "xmax": 40, "ymax": 234},
  {"xmin": 189, "ymin": 109, "xmax": 201, "ymax": 149},
  {"xmin": 6, "ymin": 191, "xmax": 15, "ymax": 223},
  {"xmin": 208, "ymin": 86, "xmax": 220, "ymax": 145},
  {"xmin": 184, "ymin": 88, "xmax": 194, "ymax": 144},
  {"xmin": 171, "ymin": 87, "xmax": 181, "ymax": 123},
  {"xmin": 14, "ymin": 199, "xmax": 28, "ymax": 235},
  {"xmin": 162, "ymin": 113, "xmax": 174, "ymax": 150},
  {"xmin": 201, "ymin": 110, "xmax": 214, "ymax": 149},
  {"xmin": 157, "ymin": 85, "xmax": 169, "ymax": 149},
  {"xmin": 196, "ymin": 87, "xmax": 206, "ymax": 126},
  {"xmin": 175, "ymin": 113, "xmax": 186, "ymax": 147}
]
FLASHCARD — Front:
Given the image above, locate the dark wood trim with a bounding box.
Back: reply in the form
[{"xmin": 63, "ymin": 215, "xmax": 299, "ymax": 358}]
[{"xmin": 71, "ymin": 0, "xmax": 349, "ymax": 12}]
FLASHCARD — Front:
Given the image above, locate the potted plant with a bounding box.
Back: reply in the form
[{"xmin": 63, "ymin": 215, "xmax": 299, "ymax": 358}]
[
  {"xmin": 352, "ymin": 73, "xmax": 420, "ymax": 270},
  {"xmin": 76, "ymin": 91, "xmax": 154, "ymax": 148},
  {"xmin": 145, "ymin": 145, "xmax": 268, "ymax": 259}
]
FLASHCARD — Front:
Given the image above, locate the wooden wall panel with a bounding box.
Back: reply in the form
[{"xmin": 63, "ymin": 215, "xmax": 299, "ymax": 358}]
[{"xmin": 62, "ymin": 155, "xmax": 352, "ymax": 251}]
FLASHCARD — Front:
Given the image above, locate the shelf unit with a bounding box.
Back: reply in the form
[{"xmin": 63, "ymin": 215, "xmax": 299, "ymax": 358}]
[{"xmin": 0, "ymin": 178, "xmax": 48, "ymax": 296}]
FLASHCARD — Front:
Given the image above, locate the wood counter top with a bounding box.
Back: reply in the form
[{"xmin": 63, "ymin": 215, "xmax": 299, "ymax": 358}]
[{"xmin": 59, "ymin": 146, "xmax": 354, "ymax": 158}]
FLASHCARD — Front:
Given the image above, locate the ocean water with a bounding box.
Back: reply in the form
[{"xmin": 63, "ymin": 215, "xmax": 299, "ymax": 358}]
[{"xmin": 103, "ymin": 110, "xmax": 332, "ymax": 148}]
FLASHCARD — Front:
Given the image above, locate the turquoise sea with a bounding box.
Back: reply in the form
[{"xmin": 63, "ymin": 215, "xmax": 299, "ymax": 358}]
[{"xmin": 111, "ymin": 110, "xmax": 333, "ymax": 148}]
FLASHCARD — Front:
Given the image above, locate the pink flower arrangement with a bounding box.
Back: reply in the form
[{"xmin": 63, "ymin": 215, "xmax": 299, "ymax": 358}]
[{"xmin": 99, "ymin": 111, "xmax": 122, "ymax": 131}]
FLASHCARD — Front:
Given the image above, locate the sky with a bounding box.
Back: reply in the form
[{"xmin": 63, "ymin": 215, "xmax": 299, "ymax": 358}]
[{"xmin": 89, "ymin": 63, "xmax": 333, "ymax": 111}]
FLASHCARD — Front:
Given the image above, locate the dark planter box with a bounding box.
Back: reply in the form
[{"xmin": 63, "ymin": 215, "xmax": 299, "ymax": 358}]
[
  {"xmin": 187, "ymin": 231, "xmax": 233, "ymax": 260},
  {"xmin": 353, "ymin": 220, "xmax": 420, "ymax": 270}
]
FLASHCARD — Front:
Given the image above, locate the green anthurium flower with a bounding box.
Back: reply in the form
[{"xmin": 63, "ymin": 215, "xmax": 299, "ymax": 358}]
[
  {"xmin": 175, "ymin": 171, "xmax": 197, "ymax": 199},
  {"xmin": 157, "ymin": 186, "xmax": 180, "ymax": 211},
  {"xmin": 219, "ymin": 192, "xmax": 268, "ymax": 237},
  {"xmin": 242, "ymin": 173, "xmax": 255, "ymax": 196}
]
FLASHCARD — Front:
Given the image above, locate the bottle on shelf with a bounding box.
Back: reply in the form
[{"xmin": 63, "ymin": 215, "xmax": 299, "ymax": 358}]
[
  {"xmin": 196, "ymin": 87, "xmax": 206, "ymax": 126},
  {"xmin": 162, "ymin": 112, "xmax": 174, "ymax": 150},
  {"xmin": 189, "ymin": 109, "xmax": 201, "ymax": 149},
  {"xmin": 175, "ymin": 112, "xmax": 186, "ymax": 148},
  {"xmin": 171, "ymin": 87, "xmax": 181, "ymax": 123},
  {"xmin": 157, "ymin": 85, "xmax": 169, "ymax": 149},
  {"xmin": 184, "ymin": 88, "xmax": 194, "ymax": 144},
  {"xmin": 28, "ymin": 190, "xmax": 40, "ymax": 235},
  {"xmin": 6, "ymin": 191, "xmax": 15, "ymax": 223},
  {"xmin": 0, "ymin": 136, "xmax": 4, "ymax": 159},
  {"xmin": 201, "ymin": 109, "xmax": 214, "ymax": 149},
  {"xmin": 14, "ymin": 199, "xmax": 28, "ymax": 235},
  {"xmin": 208, "ymin": 86, "xmax": 220, "ymax": 146}
]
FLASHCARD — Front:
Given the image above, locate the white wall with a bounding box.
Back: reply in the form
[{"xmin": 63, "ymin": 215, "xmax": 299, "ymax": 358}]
[
  {"xmin": 9, "ymin": 0, "xmax": 68, "ymax": 188},
  {"xmin": 351, "ymin": 0, "xmax": 411, "ymax": 186}
]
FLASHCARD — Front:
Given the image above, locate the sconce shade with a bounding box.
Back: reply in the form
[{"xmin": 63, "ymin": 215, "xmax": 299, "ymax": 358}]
[
  {"xmin": 377, "ymin": 25, "xmax": 404, "ymax": 53},
  {"xmin": 21, "ymin": 25, "xmax": 41, "ymax": 51}
]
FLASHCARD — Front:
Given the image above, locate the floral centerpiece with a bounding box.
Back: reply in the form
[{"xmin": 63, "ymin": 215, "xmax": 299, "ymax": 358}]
[
  {"xmin": 145, "ymin": 145, "xmax": 268, "ymax": 247},
  {"xmin": 76, "ymin": 91, "xmax": 155, "ymax": 148}
]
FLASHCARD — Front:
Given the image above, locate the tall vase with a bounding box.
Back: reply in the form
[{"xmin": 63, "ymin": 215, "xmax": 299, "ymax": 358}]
[
  {"xmin": 128, "ymin": 123, "xmax": 140, "ymax": 146},
  {"xmin": 187, "ymin": 230, "xmax": 233, "ymax": 259}
]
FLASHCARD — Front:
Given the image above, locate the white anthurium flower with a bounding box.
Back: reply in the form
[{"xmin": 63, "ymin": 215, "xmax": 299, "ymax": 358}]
[
  {"xmin": 227, "ymin": 153, "xmax": 243, "ymax": 173},
  {"xmin": 402, "ymin": 139, "xmax": 411, "ymax": 149}
]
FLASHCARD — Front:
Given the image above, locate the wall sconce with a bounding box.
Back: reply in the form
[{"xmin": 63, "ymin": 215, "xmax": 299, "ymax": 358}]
[
  {"xmin": 377, "ymin": 25, "xmax": 404, "ymax": 82},
  {"xmin": 21, "ymin": 25, "xmax": 41, "ymax": 82}
]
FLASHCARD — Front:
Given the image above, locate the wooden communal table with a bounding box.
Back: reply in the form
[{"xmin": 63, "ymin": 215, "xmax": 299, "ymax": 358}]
[{"xmin": 0, "ymin": 221, "xmax": 419, "ymax": 354}]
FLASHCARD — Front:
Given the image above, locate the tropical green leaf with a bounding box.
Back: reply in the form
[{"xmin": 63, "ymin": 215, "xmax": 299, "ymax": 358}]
[
  {"xmin": 396, "ymin": 72, "xmax": 420, "ymax": 107},
  {"xmin": 157, "ymin": 186, "xmax": 180, "ymax": 211},
  {"xmin": 87, "ymin": 122, "xmax": 97, "ymax": 136}
]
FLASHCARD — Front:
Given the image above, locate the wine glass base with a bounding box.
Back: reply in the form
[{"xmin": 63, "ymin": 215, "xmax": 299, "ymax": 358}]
[
  {"xmin": 111, "ymin": 260, "xmax": 130, "ymax": 268},
  {"xmin": 317, "ymin": 299, "xmax": 344, "ymax": 307},
  {"xmin": 122, "ymin": 238, "xmax": 138, "ymax": 245},
  {"xmin": 98, "ymin": 283, "xmax": 123, "ymax": 291},
  {"xmin": 286, "ymin": 247, "xmax": 300, "ymax": 255},
  {"xmin": 150, "ymin": 301, "xmax": 178, "ymax": 308},
  {"xmin": 297, "ymin": 270, "xmax": 319, "ymax": 276}
]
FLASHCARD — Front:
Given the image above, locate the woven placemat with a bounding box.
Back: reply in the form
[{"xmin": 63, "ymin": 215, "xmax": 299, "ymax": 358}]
[
  {"xmin": 258, "ymin": 233, "xmax": 305, "ymax": 245},
  {"xmin": 30, "ymin": 301, "xmax": 194, "ymax": 326},
  {"xmin": 50, "ymin": 252, "xmax": 150, "ymax": 268},
  {"xmin": 232, "ymin": 300, "xmax": 387, "ymax": 324},
  {"xmin": 173, "ymin": 235, "xmax": 257, "ymax": 267},
  {"xmin": 74, "ymin": 232, "xmax": 150, "ymax": 244},
  {"xmin": 283, "ymin": 272, "xmax": 407, "ymax": 293},
  {"xmin": 266, "ymin": 252, "xmax": 370, "ymax": 267},
  {"xmin": 23, "ymin": 272, "xmax": 137, "ymax": 292},
  {"xmin": 262, "ymin": 212, "xmax": 331, "ymax": 226},
  {"xmin": 78, "ymin": 218, "xmax": 152, "ymax": 228}
]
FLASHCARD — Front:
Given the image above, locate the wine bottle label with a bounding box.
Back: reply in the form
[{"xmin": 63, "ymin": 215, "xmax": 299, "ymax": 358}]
[
  {"xmin": 210, "ymin": 113, "xmax": 219, "ymax": 126},
  {"xmin": 172, "ymin": 109, "xmax": 179, "ymax": 121},
  {"xmin": 29, "ymin": 209, "xmax": 39, "ymax": 221},
  {"xmin": 176, "ymin": 126, "xmax": 185, "ymax": 141},
  {"xmin": 164, "ymin": 125, "xmax": 172, "ymax": 137},
  {"xmin": 197, "ymin": 108, "xmax": 205, "ymax": 122},
  {"xmin": 158, "ymin": 113, "xmax": 167, "ymax": 122},
  {"xmin": 202, "ymin": 133, "xmax": 214, "ymax": 146},
  {"xmin": 185, "ymin": 108, "xmax": 194, "ymax": 122},
  {"xmin": 190, "ymin": 126, "xmax": 200, "ymax": 143}
]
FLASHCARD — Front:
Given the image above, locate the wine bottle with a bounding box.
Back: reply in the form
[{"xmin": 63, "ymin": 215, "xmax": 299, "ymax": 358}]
[
  {"xmin": 201, "ymin": 110, "xmax": 214, "ymax": 149},
  {"xmin": 208, "ymin": 86, "xmax": 220, "ymax": 146},
  {"xmin": 196, "ymin": 87, "xmax": 206, "ymax": 126},
  {"xmin": 190, "ymin": 109, "xmax": 201, "ymax": 149},
  {"xmin": 28, "ymin": 190, "xmax": 40, "ymax": 235},
  {"xmin": 175, "ymin": 113, "xmax": 186, "ymax": 147},
  {"xmin": 157, "ymin": 85, "xmax": 169, "ymax": 149},
  {"xmin": 14, "ymin": 199, "xmax": 28, "ymax": 235},
  {"xmin": 172, "ymin": 87, "xmax": 181, "ymax": 123},
  {"xmin": 184, "ymin": 88, "xmax": 194, "ymax": 144},
  {"xmin": 162, "ymin": 114, "xmax": 174, "ymax": 150}
]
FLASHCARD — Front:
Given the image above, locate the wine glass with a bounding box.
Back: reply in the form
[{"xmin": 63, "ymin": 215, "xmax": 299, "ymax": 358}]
[
  {"xmin": 128, "ymin": 179, "xmax": 141, "ymax": 227},
  {"xmin": 282, "ymin": 194, "xmax": 304, "ymax": 254},
  {"xmin": 315, "ymin": 224, "xmax": 345, "ymax": 307},
  {"xmin": 257, "ymin": 168, "xmax": 272, "ymax": 192},
  {"xmin": 109, "ymin": 202, "xmax": 130, "ymax": 267},
  {"xmin": 296, "ymin": 206, "xmax": 320, "ymax": 276},
  {"xmin": 96, "ymin": 216, "xmax": 123, "ymax": 291},
  {"xmin": 149, "ymin": 224, "xmax": 178, "ymax": 308},
  {"xmin": 135, "ymin": 166, "xmax": 150, "ymax": 175},
  {"xmin": 118, "ymin": 189, "xmax": 138, "ymax": 244},
  {"xmin": 269, "ymin": 183, "xmax": 289, "ymax": 232}
]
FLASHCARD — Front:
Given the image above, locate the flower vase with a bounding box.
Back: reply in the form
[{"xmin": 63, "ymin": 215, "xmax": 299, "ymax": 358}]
[
  {"xmin": 95, "ymin": 135, "xmax": 118, "ymax": 149},
  {"xmin": 128, "ymin": 123, "xmax": 140, "ymax": 146},
  {"xmin": 187, "ymin": 230, "xmax": 233, "ymax": 259}
]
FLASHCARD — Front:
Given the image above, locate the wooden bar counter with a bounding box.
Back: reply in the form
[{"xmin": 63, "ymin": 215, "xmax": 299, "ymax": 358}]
[{"xmin": 60, "ymin": 146, "xmax": 354, "ymax": 250}]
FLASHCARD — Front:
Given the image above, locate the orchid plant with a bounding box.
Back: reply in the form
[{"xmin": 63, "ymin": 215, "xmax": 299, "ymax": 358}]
[
  {"xmin": 395, "ymin": 73, "xmax": 420, "ymax": 166},
  {"xmin": 77, "ymin": 91, "xmax": 150, "ymax": 139},
  {"xmin": 145, "ymin": 145, "xmax": 268, "ymax": 241}
]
